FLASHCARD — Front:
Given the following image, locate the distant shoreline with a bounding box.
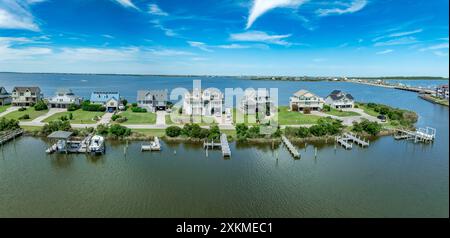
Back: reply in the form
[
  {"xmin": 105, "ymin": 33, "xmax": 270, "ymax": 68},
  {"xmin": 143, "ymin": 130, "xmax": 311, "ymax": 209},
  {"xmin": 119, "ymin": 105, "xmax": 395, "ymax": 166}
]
[{"xmin": 0, "ymin": 71, "xmax": 448, "ymax": 81}]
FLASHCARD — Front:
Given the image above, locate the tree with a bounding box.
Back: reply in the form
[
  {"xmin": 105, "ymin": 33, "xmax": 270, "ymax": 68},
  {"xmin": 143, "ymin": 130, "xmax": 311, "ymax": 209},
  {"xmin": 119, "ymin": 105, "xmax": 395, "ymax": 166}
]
[
  {"xmin": 0, "ymin": 118, "xmax": 20, "ymax": 131},
  {"xmin": 208, "ymin": 124, "xmax": 221, "ymax": 140},
  {"xmin": 68, "ymin": 113, "xmax": 73, "ymax": 120},
  {"xmin": 235, "ymin": 123, "xmax": 248, "ymax": 137},
  {"xmin": 109, "ymin": 124, "xmax": 131, "ymax": 137},
  {"xmin": 296, "ymin": 127, "xmax": 310, "ymax": 138},
  {"xmin": 34, "ymin": 100, "xmax": 48, "ymax": 111},
  {"xmin": 97, "ymin": 124, "xmax": 109, "ymax": 135},
  {"xmin": 165, "ymin": 126, "xmax": 181, "ymax": 137}
]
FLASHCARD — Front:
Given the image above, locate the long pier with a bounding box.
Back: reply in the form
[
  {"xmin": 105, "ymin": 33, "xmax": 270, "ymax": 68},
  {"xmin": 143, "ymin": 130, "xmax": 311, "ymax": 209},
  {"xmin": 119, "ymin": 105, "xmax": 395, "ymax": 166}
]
[
  {"xmin": 394, "ymin": 127, "xmax": 436, "ymax": 143},
  {"xmin": 0, "ymin": 129, "xmax": 24, "ymax": 145},
  {"xmin": 281, "ymin": 136, "xmax": 300, "ymax": 158}
]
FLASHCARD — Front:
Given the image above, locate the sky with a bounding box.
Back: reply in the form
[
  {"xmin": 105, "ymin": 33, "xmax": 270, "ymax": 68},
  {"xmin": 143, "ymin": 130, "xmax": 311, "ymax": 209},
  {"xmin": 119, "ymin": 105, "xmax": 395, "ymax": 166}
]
[{"xmin": 0, "ymin": 0, "xmax": 448, "ymax": 77}]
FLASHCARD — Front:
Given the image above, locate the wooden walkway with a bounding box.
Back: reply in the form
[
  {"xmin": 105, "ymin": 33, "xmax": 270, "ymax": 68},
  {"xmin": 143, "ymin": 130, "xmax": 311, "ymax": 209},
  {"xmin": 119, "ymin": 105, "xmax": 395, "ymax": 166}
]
[
  {"xmin": 204, "ymin": 134, "xmax": 231, "ymax": 157},
  {"xmin": 343, "ymin": 132, "xmax": 369, "ymax": 147},
  {"xmin": 281, "ymin": 136, "xmax": 300, "ymax": 158},
  {"xmin": 335, "ymin": 136, "xmax": 353, "ymax": 150},
  {"xmin": 395, "ymin": 127, "xmax": 436, "ymax": 143},
  {"xmin": 141, "ymin": 137, "xmax": 161, "ymax": 151},
  {"xmin": 0, "ymin": 129, "xmax": 24, "ymax": 146}
]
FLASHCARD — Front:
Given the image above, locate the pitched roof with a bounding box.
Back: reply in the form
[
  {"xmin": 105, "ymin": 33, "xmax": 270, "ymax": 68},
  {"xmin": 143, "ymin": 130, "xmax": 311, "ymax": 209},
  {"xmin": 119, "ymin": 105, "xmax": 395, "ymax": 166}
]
[
  {"xmin": 0, "ymin": 87, "xmax": 9, "ymax": 95},
  {"xmin": 137, "ymin": 90, "xmax": 168, "ymax": 101},
  {"xmin": 90, "ymin": 92, "xmax": 120, "ymax": 103},
  {"xmin": 293, "ymin": 89, "xmax": 319, "ymax": 98},
  {"xmin": 12, "ymin": 86, "xmax": 40, "ymax": 93},
  {"xmin": 327, "ymin": 90, "xmax": 354, "ymax": 101}
]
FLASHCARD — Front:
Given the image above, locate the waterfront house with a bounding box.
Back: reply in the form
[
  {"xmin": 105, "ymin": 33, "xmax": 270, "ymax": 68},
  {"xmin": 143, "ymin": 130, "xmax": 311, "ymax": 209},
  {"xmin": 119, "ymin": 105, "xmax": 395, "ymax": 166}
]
[
  {"xmin": 239, "ymin": 89, "xmax": 275, "ymax": 116},
  {"xmin": 90, "ymin": 91, "xmax": 121, "ymax": 112},
  {"xmin": 183, "ymin": 88, "xmax": 223, "ymax": 116},
  {"xmin": 137, "ymin": 90, "xmax": 168, "ymax": 112},
  {"xmin": 0, "ymin": 87, "xmax": 11, "ymax": 106},
  {"xmin": 47, "ymin": 88, "xmax": 82, "ymax": 109},
  {"xmin": 324, "ymin": 90, "xmax": 355, "ymax": 109},
  {"xmin": 11, "ymin": 86, "xmax": 42, "ymax": 107},
  {"xmin": 289, "ymin": 89, "xmax": 324, "ymax": 112},
  {"xmin": 435, "ymin": 85, "xmax": 449, "ymax": 99}
]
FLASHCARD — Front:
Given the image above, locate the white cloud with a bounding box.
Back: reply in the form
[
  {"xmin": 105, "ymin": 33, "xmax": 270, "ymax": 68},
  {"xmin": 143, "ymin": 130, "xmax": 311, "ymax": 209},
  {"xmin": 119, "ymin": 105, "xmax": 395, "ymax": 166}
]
[
  {"xmin": 388, "ymin": 29, "xmax": 423, "ymax": 37},
  {"xmin": 376, "ymin": 49, "xmax": 393, "ymax": 55},
  {"xmin": 374, "ymin": 37, "xmax": 418, "ymax": 46},
  {"xmin": 114, "ymin": 0, "xmax": 138, "ymax": 10},
  {"xmin": 217, "ymin": 44, "xmax": 251, "ymax": 49},
  {"xmin": 317, "ymin": 0, "xmax": 367, "ymax": 16},
  {"xmin": 151, "ymin": 19, "xmax": 177, "ymax": 37},
  {"xmin": 230, "ymin": 31, "xmax": 292, "ymax": 46},
  {"xmin": 148, "ymin": 4, "xmax": 168, "ymax": 16},
  {"xmin": 187, "ymin": 41, "xmax": 213, "ymax": 52},
  {"xmin": 419, "ymin": 43, "xmax": 449, "ymax": 52},
  {"xmin": 101, "ymin": 34, "xmax": 115, "ymax": 39},
  {"xmin": 246, "ymin": 0, "xmax": 306, "ymax": 29},
  {"xmin": 0, "ymin": 0, "xmax": 41, "ymax": 31},
  {"xmin": 433, "ymin": 51, "xmax": 448, "ymax": 57},
  {"xmin": 147, "ymin": 49, "xmax": 195, "ymax": 56}
]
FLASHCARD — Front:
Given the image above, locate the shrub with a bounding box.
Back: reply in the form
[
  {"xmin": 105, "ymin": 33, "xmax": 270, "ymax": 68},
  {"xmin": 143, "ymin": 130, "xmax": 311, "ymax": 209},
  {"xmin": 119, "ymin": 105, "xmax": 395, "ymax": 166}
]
[
  {"xmin": 131, "ymin": 107, "xmax": 147, "ymax": 113},
  {"xmin": 323, "ymin": 105, "xmax": 331, "ymax": 112},
  {"xmin": 131, "ymin": 103, "xmax": 138, "ymax": 107},
  {"xmin": 41, "ymin": 120, "xmax": 71, "ymax": 135},
  {"xmin": 296, "ymin": 127, "xmax": 310, "ymax": 138},
  {"xmin": 34, "ymin": 100, "xmax": 48, "ymax": 111},
  {"xmin": 67, "ymin": 103, "xmax": 81, "ymax": 111},
  {"xmin": 352, "ymin": 119, "xmax": 382, "ymax": 136},
  {"xmin": 18, "ymin": 107, "xmax": 27, "ymax": 112},
  {"xmin": 0, "ymin": 118, "xmax": 20, "ymax": 131},
  {"xmin": 166, "ymin": 126, "xmax": 182, "ymax": 137},
  {"xmin": 309, "ymin": 124, "xmax": 327, "ymax": 137},
  {"xmin": 82, "ymin": 101, "xmax": 105, "ymax": 112},
  {"xmin": 111, "ymin": 114, "xmax": 121, "ymax": 121},
  {"xmin": 115, "ymin": 117, "xmax": 128, "ymax": 123},
  {"xmin": 19, "ymin": 114, "xmax": 30, "ymax": 120},
  {"xmin": 109, "ymin": 124, "xmax": 131, "ymax": 137},
  {"xmin": 208, "ymin": 125, "xmax": 221, "ymax": 140},
  {"xmin": 68, "ymin": 113, "xmax": 73, "ymax": 120},
  {"xmin": 97, "ymin": 124, "xmax": 109, "ymax": 135},
  {"xmin": 235, "ymin": 123, "xmax": 248, "ymax": 138},
  {"xmin": 60, "ymin": 115, "xmax": 68, "ymax": 121},
  {"xmin": 121, "ymin": 99, "xmax": 128, "ymax": 106},
  {"xmin": 246, "ymin": 125, "xmax": 260, "ymax": 138}
]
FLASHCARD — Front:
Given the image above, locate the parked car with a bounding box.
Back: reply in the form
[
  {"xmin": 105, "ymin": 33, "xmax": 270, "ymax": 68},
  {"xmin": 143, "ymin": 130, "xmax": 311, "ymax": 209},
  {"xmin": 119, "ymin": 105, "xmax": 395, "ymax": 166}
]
[{"xmin": 377, "ymin": 115, "xmax": 387, "ymax": 122}]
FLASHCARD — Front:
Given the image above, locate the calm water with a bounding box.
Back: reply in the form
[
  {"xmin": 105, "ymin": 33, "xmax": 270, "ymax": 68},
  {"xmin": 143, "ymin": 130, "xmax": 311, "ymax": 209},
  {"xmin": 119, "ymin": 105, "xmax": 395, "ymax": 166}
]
[{"xmin": 0, "ymin": 73, "xmax": 448, "ymax": 217}]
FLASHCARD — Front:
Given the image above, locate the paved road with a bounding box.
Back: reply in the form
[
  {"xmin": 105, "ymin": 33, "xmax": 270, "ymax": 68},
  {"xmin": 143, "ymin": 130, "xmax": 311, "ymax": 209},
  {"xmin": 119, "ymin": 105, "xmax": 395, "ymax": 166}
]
[
  {"xmin": 311, "ymin": 108, "xmax": 383, "ymax": 126},
  {"xmin": 0, "ymin": 106, "xmax": 20, "ymax": 118}
]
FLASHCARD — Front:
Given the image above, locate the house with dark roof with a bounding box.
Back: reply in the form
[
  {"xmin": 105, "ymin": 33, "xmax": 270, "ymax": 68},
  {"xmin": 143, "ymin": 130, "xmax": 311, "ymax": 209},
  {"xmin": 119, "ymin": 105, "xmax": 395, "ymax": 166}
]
[
  {"xmin": 137, "ymin": 90, "xmax": 168, "ymax": 112},
  {"xmin": 325, "ymin": 90, "xmax": 354, "ymax": 109},
  {"xmin": 11, "ymin": 86, "xmax": 42, "ymax": 107},
  {"xmin": 0, "ymin": 87, "xmax": 11, "ymax": 106},
  {"xmin": 47, "ymin": 88, "xmax": 82, "ymax": 108},
  {"xmin": 90, "ymin": 91, "xmax": 121, "ymax": 112}
]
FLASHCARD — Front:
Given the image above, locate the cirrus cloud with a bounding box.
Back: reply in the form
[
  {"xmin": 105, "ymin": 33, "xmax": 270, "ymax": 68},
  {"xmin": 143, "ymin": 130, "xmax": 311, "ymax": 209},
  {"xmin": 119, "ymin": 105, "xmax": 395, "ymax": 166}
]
[
  {"xmin": 230, "ymin": 31, "xmax": 292, "ymax": 46},
  {"xmin": 246, "ymin": 0, "xmax": 306, "ymax": 29}
]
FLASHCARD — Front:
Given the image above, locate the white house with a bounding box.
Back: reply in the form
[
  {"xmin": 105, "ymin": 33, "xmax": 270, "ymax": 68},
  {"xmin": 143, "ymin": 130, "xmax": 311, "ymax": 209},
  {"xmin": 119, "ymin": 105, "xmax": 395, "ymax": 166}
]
[
  {"xmin": 239, "ymin": 89, "xmax": 274, "ymax": 116},
  {"xmin": 0, "ymin": 87, "xmax": 11, "ymax": 106},
  {"xmin": 47, "ymin": 88, "xmax": 82, "ymax": 109},
  {"xmin": 11, "ymin": 86, "xmax": 42, "ymax": 107},
  {"xmin": 289, "ymin": 89, "xmax": 324, "ymax": 112},
  {"xmin": 183, "ymin": 88, "xmax": 223, "ymax": 116},
  {"xmin": 324, "ymin": 90, "xmax": 354, "ymax": 109}
]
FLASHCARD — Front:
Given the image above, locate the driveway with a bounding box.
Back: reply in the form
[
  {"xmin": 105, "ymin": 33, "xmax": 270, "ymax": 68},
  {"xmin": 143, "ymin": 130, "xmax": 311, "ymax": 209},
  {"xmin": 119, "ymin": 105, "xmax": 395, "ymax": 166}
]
[
  {"xmin": 0, "ymin": 106, "xmax": 20, "ymax": 118},
  {"xmin": 311, "ymin": 108, "xmax": 383, "ymax": 126},
  {"xmin": 156, "ymin": 111, "xmax": 166, "ymax": 125},
  {"xmin": 98, "ymin": 112, "xmax": 114, "ymax": 125},
  {"xmin": 31, "ymin": 108, "xmax": 66, "ymax": 123}
]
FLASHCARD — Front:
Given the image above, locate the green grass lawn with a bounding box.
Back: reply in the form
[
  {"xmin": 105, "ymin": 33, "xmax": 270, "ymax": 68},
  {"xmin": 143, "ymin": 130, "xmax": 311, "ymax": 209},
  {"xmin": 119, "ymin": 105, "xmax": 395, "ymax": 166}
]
[
  {"xmin": 0, "ymin": 105, "xmax": 11, "ymax": 113},
  {"xmin": 232, "ymin": 108, "xmax": 260, "ymax": 125},
  {"xmin": 43, "ymin": 110, "xmax": 104, "ymax": 124},
  {"xmin": 119, "ymin": 108, "xmax": 156, "ymax": 124},
  {"xmin": 165, "ymin": 112, "xmax": 215, "ymax": 126},
  {"xmin": 276, "ymin": 106, "xmax": 321, "ymax": 125},
  {"xmin": 131, "ymin": 129, "xmax": 166, "ymax": 137},
  {"xmin": 20, "ymin": 125, "xmax": 42, "ymax": 132},
  {"xmin": 324, "ymin": 108, "xmax": 360, "ymax": 117},
  {"xmin": 2, "ymin": 107, "xmax": 49, "ymax": 121},
  {"xmin": 355, "ymin": 103, "xmax": 380, "ymax": 117}
]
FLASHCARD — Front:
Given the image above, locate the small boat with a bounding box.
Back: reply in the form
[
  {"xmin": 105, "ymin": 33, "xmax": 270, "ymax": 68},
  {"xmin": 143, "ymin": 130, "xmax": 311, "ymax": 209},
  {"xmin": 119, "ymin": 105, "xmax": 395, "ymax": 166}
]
[{"xmin": 88, "ymin": 135, "xmax": 105, "ymax": 155}]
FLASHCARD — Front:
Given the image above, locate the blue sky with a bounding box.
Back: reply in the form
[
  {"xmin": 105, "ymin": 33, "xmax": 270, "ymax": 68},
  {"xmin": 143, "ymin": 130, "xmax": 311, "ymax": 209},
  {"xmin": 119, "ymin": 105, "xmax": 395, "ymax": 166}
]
[{"xmin": 0, "ymin": 0, "xmax": 448, "ymax": 76}]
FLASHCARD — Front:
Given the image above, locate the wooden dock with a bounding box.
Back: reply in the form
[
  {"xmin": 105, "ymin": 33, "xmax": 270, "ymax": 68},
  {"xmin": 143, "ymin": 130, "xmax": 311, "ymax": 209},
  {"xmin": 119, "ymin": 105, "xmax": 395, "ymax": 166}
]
[
  {"xmin": 281, "ymin": 136, "xmax": 300, "ymax": 158},
  {"xmin": 343, "ymin": 132, "xmax": 369, "ymax": 147},
  {"xmin": 203, "ymin": 134, "xmax": 231, "ymax": 157},
  {"xmin": 394, "ymin": 127, "xmax": 436, "ymax": 143},
  {"xmin": 335, "ymin": 136, "xmax": 353, "ymax": 150},
  {"xmin": 0, "ymin": 129, "xmax": 24, "ymax": 146},
  {"xmin": 141, "ymin": 137, "xmax": 161, "ymax": 151}
]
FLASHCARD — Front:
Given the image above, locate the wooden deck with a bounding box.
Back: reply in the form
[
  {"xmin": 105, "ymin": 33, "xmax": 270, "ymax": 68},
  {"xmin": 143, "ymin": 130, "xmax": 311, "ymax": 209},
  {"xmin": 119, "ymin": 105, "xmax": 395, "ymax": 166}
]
[
  {"xmin": 204, "ymin": 133, "xmax": 231, "ymax": 157},
  {"xmin": 336, "ymin": 136, "xmax": 353, "ymax": 150},
  {"xmin": 395, "ymin": 127, "xmax": 436, "ymax": 143},
  {"xmin": 0, "ymin": 129, "xmax": 24, "ymax": 146}
]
